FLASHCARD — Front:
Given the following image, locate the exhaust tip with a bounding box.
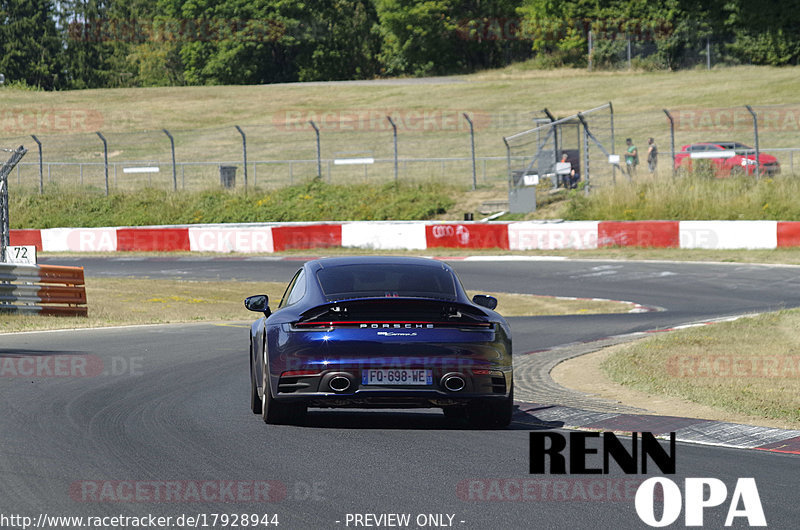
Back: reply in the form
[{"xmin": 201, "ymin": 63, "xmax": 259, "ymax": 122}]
[
  {"xmin": 442, "ymin": 375, "xmax": 466, "ymax": 392},
  {"xmin": 329, "ymin": 375, "xmax": 351, "ymax": 392}
]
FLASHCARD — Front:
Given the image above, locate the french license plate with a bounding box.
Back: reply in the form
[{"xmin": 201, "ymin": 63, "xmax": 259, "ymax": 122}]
[{"xmin": 361, "ymin": 369, "xmax": 433, "ymax": 386}]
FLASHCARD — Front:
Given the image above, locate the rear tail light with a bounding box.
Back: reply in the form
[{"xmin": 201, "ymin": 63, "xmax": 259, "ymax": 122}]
[
  {"xmin": 471, "ymin": 368, "xmax": 504, "ymax": 376},
  {"xmin": 293, "ymin": 320, "xmax": 491, "ymax": 330},
  {"xmin": 281, "ymin": 370, "xmax": 320, "ymax": 377}
]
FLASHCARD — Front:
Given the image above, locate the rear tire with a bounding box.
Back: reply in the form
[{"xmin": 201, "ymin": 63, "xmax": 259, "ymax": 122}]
[
  {"xmin": 467, "ymin": 384, "xmax": 514, "ymax": 429},
  {"xmin": 261, "ymin": 363, "xmax": 306, "ymax": 425},
  {"xmin": 443, "ymin": 407, "xmax": 468, "ymax": 421},
  {"xmin": 250, "ymin": 352, "xmax": 262, "ymax": 414}
]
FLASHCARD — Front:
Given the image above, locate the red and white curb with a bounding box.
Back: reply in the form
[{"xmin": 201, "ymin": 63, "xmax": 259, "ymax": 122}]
[
  {"xmin": 10, "ymin": 219, "xmax": 800, "ymax": 253},
  {"xmin": 514, "ymin": 402, "xmax": 800, "ymax": 454}
]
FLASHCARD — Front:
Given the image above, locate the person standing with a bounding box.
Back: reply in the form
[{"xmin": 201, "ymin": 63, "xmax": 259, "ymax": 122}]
[
  {"xmin": 625, "ymin": 138, "xmax": 638, "ymax": 178},
  {"xmin": 646, "ymin": 137, "xmax": 657, "ymax": 173}
]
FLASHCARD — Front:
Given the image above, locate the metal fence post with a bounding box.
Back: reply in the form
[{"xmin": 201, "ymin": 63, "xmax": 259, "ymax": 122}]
[
  {"xmin": 31, "ymin": 135, "xmax": 43, "ymax": 194},
  {"xmin": 96, "ymin": 132, "xmax": 109, "ymax": 195},
  {"xmin": 309, "ymin": 121, "xmax": 321, "ymax": 179},
  {"xmin": 162, "ymin": 129, "xmax": 177, "ymax": 191},
  {"xmin": 609, "ymin": 102, "xmax": 616, "ymax": 184},
  {"xmin": 463, "ymin": 113, "xmax": 477, "ymax": 190},
  {"xmin": 582, "ymin": 121, "xmax": 590, "ymax": 194},
  {"xmin": 1, "ymin": 146, "xmax": 28, "ymax": 263},
  {"xmin": 576, "ymin": 112, "xmax": 590, "ymax": 195},
  {"xmin": 588, "ymin": 30, "xmax": 593, "ymax": 72},
  {"xmin": 503, "ymin": 138, "xmax": 512, "ymax": 189},
  {"xmin": 543, "ymin": 108, "xmax": 557, "ymax": 154},
  {"xmin": 387, "ymin": 116, "xmax": 398, "ymax": 182},
  {"xmin": 235, "ymin": 125, "xmax": 248, "ymax": 192},
  {"xmin": 626, "ymin": 34, "xmax": 632, "ymax": 70},
  {"xmin": 663, "ymin": 109, "xmax": 676, "ymax": 177},
  {"xmin": 745, "ymin": 105, "xmax": 760, "ymax": 179}
]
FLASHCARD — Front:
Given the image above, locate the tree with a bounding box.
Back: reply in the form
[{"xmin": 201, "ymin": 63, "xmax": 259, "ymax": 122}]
[
  {"xmin": 376, "ymin": 0, "xmax": 526, "ymax": 76},
  {"xmin": 294, "ymin": 0, "xmax": 382, "ymax": 82},
  {"xmin": 725, "ymin": 0, "xmax": 800, "ymax": 65},
  {"xmin": 0, "ymin": 0, "xmax": 63, "ymax": 89},
  {"xmin": 156, "ymin": 0, "xmax": 305, "ymax": 85},
  {"xmin": 59, "ymin": 0, "xmax": 119, "ymax": 88}
]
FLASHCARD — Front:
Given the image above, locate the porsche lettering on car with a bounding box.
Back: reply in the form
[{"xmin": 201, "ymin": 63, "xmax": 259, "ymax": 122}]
[{"xmin": 245, "ymin": 256, "xmax": 513, "ymax": 428}]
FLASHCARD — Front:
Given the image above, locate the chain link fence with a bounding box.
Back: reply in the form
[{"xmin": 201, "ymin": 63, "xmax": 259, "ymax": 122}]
[
  {"xmin": 4, "ymin": 111, "xmax": 542, "ymax": 193},
  {"xmin": 502, "ymin": 102, "xmax": 800, "ymax": 212},
  {"xmin": 2, "ymin": 104, "xmax": 798, "ymax": 203}
]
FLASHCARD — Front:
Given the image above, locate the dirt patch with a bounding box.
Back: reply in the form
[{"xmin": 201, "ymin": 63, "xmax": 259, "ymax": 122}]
[
  {"xmin": 434, "ymin": 185, "xmax": 507, "ymax": 220},
  {"xmin": 551, "ymin": 342, "xmax": 800, "ymax": 430}
]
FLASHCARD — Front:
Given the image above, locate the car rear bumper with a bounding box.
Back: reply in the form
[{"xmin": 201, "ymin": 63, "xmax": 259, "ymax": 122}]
[{"xmin": 272, "ymin": 368, "xmax": 512, "ymax": 407}]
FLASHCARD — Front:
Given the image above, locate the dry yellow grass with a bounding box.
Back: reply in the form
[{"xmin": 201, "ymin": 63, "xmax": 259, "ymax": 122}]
[
  {"xmin": 2, "ymin": 65, "xmax": 798, "ymax": 189},
  {"xmin": 601, "ymin": 311, "xmax": 800, "ymax": 426},
  {"xmin": 0, "ymin": 277, "xmax": 631, "ymax": 334}
]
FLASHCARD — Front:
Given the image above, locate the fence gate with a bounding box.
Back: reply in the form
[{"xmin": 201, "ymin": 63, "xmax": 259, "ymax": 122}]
[{"xmin": 503, "ymin": 103, "xmax": 618, "ymax": 213}]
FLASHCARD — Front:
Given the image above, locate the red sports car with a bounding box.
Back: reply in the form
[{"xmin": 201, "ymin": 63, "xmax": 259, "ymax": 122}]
[{"xmin": 674, "ymin": 142, "xmax": 780, "ymax": 177}]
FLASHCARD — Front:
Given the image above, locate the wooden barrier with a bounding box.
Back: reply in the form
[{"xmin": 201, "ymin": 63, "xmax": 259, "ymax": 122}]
[{"xmin": 0, "ymin": 263, "xmax": 87, "ymax": 316}]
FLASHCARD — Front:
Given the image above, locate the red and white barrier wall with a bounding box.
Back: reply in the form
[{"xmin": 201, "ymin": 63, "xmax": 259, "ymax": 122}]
[{"xmin": 10, "ymin": 220, "xmax": 800, "ymax": 253}]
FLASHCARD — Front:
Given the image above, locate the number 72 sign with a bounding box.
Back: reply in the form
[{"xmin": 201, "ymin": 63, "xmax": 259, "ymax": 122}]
[{"xmin": 4, "ymin": 245, "xmax": 37, "ymax": 265}]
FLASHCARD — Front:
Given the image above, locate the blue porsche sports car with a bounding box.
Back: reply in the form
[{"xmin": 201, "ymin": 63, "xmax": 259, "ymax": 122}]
[{"xmin": 245, "ymin": 256, "xmax": 513, "ymax": 427}]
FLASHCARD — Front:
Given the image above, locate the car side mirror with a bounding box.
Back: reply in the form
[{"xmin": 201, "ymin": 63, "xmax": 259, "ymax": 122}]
[
  {"xmin": 472, "ymin": 294, "xmax": 498, "ymax": 310},
  {"xmin": 244, "ymin": 295, "xmax": 271, "ymax": 316}
]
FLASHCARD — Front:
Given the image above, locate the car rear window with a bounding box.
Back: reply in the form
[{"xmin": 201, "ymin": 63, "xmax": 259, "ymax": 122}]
[{"xmin": 316, "ymin": 264, "xmax": 458, "ymax": 300}]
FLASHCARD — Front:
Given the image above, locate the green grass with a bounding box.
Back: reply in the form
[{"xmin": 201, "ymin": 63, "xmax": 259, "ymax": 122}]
[
  {"xmin": 563, "ymin": 173, "xmax": 800, "ymax": 221},
  {"xmin": 10, "ymin": 180, "xmax": 455, "ymax": 228},
  {"xmin": 601, "ymin": 311, "xmax": 800, "ymax": 427},
  {"xmin": 18, "ymin": 172, "xmax": 800, "ymax": 227}
]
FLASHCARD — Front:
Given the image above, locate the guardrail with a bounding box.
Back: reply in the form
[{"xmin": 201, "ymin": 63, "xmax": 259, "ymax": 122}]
[{"xmin": 0, "ymin": 263, "xmax": 87, "ymax": 316}]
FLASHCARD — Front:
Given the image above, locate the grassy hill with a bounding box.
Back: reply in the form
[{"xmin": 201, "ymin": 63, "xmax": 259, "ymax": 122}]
[
  {"xmin": 2, "ymin": 65, "xmax": 798, "ymax": 169},
  {"xmin": 2, "ymin": 64, "xmax": 800, "ymax": 225}
]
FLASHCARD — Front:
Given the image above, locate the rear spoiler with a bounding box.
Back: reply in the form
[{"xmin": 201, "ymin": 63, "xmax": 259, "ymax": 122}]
[{"xmin": 295, "ymin": 297, "xmax": 492, "ymax": 329}]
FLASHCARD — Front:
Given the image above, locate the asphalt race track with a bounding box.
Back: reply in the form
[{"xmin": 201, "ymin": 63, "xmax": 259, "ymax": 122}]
[{"xmin": 2, "ymin": 257, "xmax": 799, "ymax": 529}]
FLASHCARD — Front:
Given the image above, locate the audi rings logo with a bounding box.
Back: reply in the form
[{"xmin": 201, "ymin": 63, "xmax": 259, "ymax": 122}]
[
  {"xmin": 431, "ymin": 225, "xmax": 454, "ymax": 238},
  {"xmin": 431, "ymin": 225, "xmax": 470, "ymax": 246}
]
